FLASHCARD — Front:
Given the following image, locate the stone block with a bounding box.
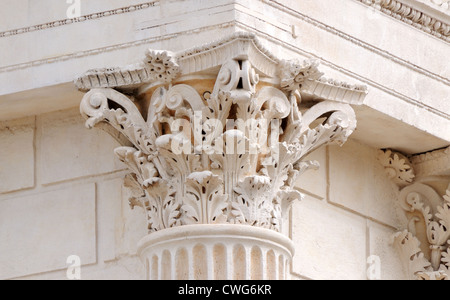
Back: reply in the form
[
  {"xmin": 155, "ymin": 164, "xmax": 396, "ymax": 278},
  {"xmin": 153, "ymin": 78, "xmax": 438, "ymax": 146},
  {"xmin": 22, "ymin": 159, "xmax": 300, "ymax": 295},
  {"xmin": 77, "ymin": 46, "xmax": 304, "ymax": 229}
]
[
  {"xmin": 329, "ymin": 139, "xmax": 399, "ymax": 227},
  {"xmin": 0, "ymin": 117, "xmax": 35, "ymax": 194},
  {"xmin": 291, "ymin": 196, "xmax": 367, "ymax": 280},
  {"xmin": 117, "ymin": 180, "xmax": 148, "ymax": 256},
  {"xmin": 0, "ymin": 183, "xmax": 96, "ymax": 279},
  {"xmin": 96, "ymin": 178, "xmax": 123, "ymax": 262},
  {"xmin": 368, "ymin": 221, "xmax": 406, "ymax": 280},
  {"xmin": 294, "ymin": 146, "xmax": 327, "ymax": 199},
  {"xmin": 39, "ymin": 108, "xmax": 124, "ymax": 185},
  {"xmin": 80, "ymin": 256, "xmax": 145, "ymax": 280}
]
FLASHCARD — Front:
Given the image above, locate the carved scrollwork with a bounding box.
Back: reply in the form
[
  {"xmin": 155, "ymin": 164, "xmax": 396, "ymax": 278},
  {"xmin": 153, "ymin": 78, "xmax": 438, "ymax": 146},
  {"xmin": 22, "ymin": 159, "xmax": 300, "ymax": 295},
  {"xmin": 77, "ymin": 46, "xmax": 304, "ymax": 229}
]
[
  {"xmin": 392, "ymin": 230, "xmax": 432, "ymax": 280},
  {"xmin": 79, "ymin": 35, "xmax": 360, "ymax": 234},
  {"xmin": 378, "ymin": 149, "xmax": 415, "ymax": 187},
  {"xmin": 394, "ymin": 182, "xmax": 450, "ymax": 279}
]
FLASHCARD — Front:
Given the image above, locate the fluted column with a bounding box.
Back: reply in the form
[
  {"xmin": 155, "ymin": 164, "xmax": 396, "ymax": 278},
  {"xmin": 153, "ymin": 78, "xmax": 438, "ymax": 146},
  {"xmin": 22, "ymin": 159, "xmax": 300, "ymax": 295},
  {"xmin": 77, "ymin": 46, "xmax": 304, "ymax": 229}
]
[
  {"xmin": 76, "ymin": 33, "xmax": 363, "ymax": 280},
  {"xmin": 137, "ymin": 224, "xmax": 293, "ymax": 280}
]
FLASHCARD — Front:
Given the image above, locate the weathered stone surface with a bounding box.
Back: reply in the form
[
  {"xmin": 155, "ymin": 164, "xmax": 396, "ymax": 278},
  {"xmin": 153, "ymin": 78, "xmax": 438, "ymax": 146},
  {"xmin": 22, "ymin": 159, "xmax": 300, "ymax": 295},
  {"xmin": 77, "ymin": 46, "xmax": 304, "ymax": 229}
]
[
  {"xmin": 96, "ymin": 178, "xmax": 123, "ymax": 262},
  {"xmin": 1, "ymin": 0, "xmax": 448, "ymax": 281},
  {"xmin": 0, "ymin": 117, "xmax": 35, "ymax": 194},
  {"xmin": 118, "ymin": 181, "xmax": 147, "ymax": 256},
  {"xmin": 39, "ymin": 108, "xmax": 124, "ymax": 185},
  {"xmin": 291, "ymin": 196, "xmax": 367, "ymax": 280},
  {"xmin": 294, "ymin": 147, "xmax": 327, "ymax": 200},
  {"xmin": 368, "ymin": 221, "xmax": 405, "ymax": 280},
  {"xmin": 0, "ymin": 184, "xmax": 96, "ymax": 279},
  {"xmin": 329, "ymin": 139, "xmax": 400, "ymax": 227},
  {"xmin": 13, "ymin": 256, "xmax": 145, "ymax": 280}
]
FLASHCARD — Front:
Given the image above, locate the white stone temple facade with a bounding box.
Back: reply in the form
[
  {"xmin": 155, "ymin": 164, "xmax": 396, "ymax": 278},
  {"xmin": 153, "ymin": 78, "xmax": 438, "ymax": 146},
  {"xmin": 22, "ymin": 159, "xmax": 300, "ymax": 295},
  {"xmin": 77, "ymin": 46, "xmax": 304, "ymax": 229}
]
[{"xmin": 0, "ymin": 0, "xmax": 449, "ymax": 280}]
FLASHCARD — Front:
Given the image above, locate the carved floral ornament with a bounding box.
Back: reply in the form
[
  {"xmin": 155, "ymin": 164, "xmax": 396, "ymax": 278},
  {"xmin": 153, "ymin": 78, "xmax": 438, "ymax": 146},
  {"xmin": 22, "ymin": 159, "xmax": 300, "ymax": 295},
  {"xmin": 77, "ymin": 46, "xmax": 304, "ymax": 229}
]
[
  {"xmin": 379, "ymin": 149, "xmax": 450, "ymax": 280},
  {"xmin": 77, "ymin": 33, "xmax": 365, "ymax": 234},
  {"xmin": 394, "ymin": 183, "xmax": 450, "ymax": 280},
  {"xmin": 378, "ymin": 149, "xmax": 415, "ymax": 187}
]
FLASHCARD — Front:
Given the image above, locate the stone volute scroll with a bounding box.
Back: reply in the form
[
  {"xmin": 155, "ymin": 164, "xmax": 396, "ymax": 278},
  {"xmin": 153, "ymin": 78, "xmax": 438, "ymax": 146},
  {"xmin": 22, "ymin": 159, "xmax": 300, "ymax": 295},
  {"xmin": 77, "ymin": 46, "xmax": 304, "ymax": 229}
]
[
  {"xmin": 76, "ymin": 33, "xmax": 364, "ymax": 280},
  {"xmin": 380, "ymin": 148, "xmax": 450, "ymax": 280}
]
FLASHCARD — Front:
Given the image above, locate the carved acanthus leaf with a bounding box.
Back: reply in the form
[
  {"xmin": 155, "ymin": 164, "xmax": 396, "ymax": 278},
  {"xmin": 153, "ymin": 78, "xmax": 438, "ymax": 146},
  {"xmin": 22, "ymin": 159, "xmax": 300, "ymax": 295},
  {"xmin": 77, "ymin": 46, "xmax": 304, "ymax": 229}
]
[
  {"xmin": 378, "ymin": 149, "xmax": 415, "ymax": 186},
  {"xmin": 279, "ymin": 59, "xmax": 323, "ymax": 92},
  {"xmin": 441, "ymin": 247, "xmax": 450, "ymax": 268},
  {"xmin": 79, "ymin": 34, "xmax": 362, "ymax": 234},
  {"xmin": 232, "ymin": 176, "xmax": 276, "ymax": 230},
  {"xmin": 183, "ymin": 171, "xmax": 228, "ymax": 225},
  {"xmin": 393, "ymin": 231, "xmax": 432, "ymax": 280},
  {"xmin": 123, "ymin": 174, "xmax": 146, "ymax": 209},
  {"xmin": 433, "ymin": 190, "xmax": 450, "ymax": 245},
  {"xmin": 144, "ymin": 50, "xmax": 180, "ymax": 83},
  {"xmin": 395, "ymin": 181, "xmax": 450, "ymax": 279},
  {"xmin": 416, "ymin": 270, "xmax": 449, "ymax": 280}
]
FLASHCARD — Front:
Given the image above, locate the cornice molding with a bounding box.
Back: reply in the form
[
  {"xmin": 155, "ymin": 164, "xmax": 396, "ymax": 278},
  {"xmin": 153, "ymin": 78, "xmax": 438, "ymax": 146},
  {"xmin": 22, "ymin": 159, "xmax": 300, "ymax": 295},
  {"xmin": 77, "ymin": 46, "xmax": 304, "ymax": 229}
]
[
  {"xmin": 263, "ymin": 0, "xmax": 450, "ymax": 87},
  {"xmin": 2, "ymin": 0, "xmax": 448, "ymax": 44},
  {"xmin": 0, "ymin": 1, "xmax": 158, "ymax": 38},
  {"xmin": 357, "ymin": 0, "xmax": 450, "ymax": 43},
  {"xmin": 0, "ymin": 22, "xmax": 236, "ymax": 74},
  {"xmin": 235, "ymin": 22, "xmax": 450, "ymax": 126},
  {"xmin": 412, "ymin": 147, "xmax": 450, "ymax": 177}
]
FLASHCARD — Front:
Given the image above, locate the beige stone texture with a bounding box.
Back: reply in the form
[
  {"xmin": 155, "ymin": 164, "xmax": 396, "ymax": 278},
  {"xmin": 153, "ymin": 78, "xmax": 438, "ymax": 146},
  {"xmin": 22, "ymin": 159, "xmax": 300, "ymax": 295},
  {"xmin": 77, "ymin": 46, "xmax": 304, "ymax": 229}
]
[
  {"xmin": 39, "ymin": 108, "xmax": 124, "ymax": 185},
  {"xmin": 96, "ymin": 178, "xmax": 123, "ymax": 263},
  {"xmin": 0, "ymin": 184, "xmax": 96, "ymax": 279},
  {"xmin": 329, "ymin": 139, "xmax": 400, "ymax": 227},
  {"xmin": 0, "ymin": 117, "xmax": 35, "ymax": 194},
  {"xmin": 294, "ymin": 146, "xmax": 327, "ymax": 200},
  {"xmin": 291, "ymin": 196, "xmax": 367, "ymax": 280},
  {"xmin": 0, "ymin": 0, "xmax": 448, "ymax": 281},
  {"xmin": 368, "ymin": 221, "xmax": 406, "ymax": 280}
]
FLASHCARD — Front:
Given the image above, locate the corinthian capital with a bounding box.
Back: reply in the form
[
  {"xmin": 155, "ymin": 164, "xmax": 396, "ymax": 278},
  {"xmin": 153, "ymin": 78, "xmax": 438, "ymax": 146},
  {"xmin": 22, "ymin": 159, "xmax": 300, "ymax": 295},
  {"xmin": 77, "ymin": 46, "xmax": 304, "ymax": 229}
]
[
  {"xmin": 78, "ymin": 33, "xmax": 361, "ymax": 234},
  {"xmin": 391, "ymin": 147, "xmax": 450, "ymax": 280},
  {"xmin": 76, "ymin": 33, "xmax": 364, "ymax": 279}
]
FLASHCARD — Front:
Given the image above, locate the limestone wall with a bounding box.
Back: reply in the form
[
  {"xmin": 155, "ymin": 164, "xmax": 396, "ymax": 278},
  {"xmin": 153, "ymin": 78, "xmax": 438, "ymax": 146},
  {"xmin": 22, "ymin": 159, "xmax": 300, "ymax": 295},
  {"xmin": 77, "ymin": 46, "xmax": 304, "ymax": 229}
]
[
  {"xmin": 1, "ymin": 0, "xmax": 448, "ymax": 280},
  {"xmin": 0, "ymin": 109, "xmax": 405, "ymax": 279},
  {"xmin": 291, "ymin": 140, "xmax": 405, "ymax": 280},
  {"xmin": 0, "ymin": 109, "xmax": 147, "ymax": 280}
]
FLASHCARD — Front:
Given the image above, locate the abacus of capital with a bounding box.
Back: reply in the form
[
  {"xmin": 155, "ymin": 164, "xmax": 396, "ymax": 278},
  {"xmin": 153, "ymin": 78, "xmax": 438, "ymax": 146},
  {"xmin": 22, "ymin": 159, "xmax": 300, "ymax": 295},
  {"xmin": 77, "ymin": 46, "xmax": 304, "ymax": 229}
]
[{"xmin": 76, "ymin": 33, "xmax": 366, "ymax": 280}]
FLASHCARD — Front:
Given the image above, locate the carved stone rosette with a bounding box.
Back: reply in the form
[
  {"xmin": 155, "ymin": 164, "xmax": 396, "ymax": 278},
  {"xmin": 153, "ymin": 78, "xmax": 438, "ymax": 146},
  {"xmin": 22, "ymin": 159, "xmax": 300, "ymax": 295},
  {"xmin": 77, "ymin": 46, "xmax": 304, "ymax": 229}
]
[
  {"xmin": 386, "ymin": 148, "xmax": 450, "ymax": 280},
  {"xmin": 77, "ymin": 33, "xmax": 362, "ymax": 280}
]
